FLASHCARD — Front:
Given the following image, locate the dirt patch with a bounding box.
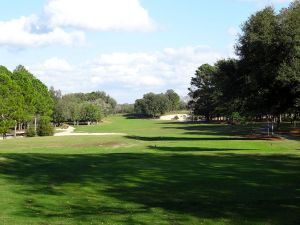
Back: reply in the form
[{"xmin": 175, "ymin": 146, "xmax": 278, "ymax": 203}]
[{"xmin": 98, "ymin": 141, "xmax": 126, "ymax": 148}]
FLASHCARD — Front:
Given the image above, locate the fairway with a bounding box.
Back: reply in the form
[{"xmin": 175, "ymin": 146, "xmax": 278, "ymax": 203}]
[{"xmin": 0, "ymin": 116, "xmax": 299, "ymax": 225}]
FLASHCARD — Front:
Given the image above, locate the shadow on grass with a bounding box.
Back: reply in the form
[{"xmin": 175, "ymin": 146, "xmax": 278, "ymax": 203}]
[
  {"xmin": 126, "ymin": 135, "xmax": 252, "ymax": 141},
  {"xmin": 147, "ymin": 146, "xmax": 257, "ymax": 152},
  {"xmin": 160, "ymin": 122, "xmax": 258, "ymax": 137},
  {"xmin": 0, "ymin": 153, "xmax": 299, "ymax": 224}
]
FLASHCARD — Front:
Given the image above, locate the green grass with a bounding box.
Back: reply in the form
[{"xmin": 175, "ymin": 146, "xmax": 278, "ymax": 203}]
[{"xmin": 0, "ymin": 116, "xmax": 299, "ymax": 225}]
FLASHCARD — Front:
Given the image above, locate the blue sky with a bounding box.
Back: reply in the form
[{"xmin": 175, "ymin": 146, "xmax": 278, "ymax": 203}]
[{"xmin": 0, "ymin": 0, "xmax": 293, "ymax": 103}]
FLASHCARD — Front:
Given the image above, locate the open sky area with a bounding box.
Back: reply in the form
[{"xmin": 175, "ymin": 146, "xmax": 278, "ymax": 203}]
[{"xmin": 0, "ymin": 0, "xmax": 293, "ymax": 103}]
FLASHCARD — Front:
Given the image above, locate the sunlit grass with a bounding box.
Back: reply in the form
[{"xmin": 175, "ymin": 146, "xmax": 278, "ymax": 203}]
[{"xmin": 0, "ymin": 115, "xmax": 299, "ymax": 225}]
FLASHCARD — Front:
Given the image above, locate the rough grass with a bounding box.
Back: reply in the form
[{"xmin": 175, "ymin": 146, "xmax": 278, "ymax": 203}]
[{"xmin": 0, "ymin": 115, "xmax": 299, "ymax": 225}]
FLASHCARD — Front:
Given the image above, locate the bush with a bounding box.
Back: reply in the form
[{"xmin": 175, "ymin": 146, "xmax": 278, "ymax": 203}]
[
  {"xmin": 173, "ymin": 115, "xmax": 179, "ymax": 120},
  {"xmin": 231, "ymin": 112, "xmax": 246, "ymax": 125},
  {"xmin": 26, "ymin": 126, "xmax": 36, "ymax": 137},
  {"xmin": 37, "ymin": 116, "xmax": 54, "ymax": 136}
]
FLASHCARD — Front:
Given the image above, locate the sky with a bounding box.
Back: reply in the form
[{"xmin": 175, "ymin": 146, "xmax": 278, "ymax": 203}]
[{"xmin": 0, "ymin": 0, "xmax": 294, "ymax": 103}]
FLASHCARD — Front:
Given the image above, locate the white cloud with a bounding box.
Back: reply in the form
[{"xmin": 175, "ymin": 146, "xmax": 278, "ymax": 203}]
[
  {"xmin": 34, "ymin": 57, "xmax": 73, "ymax": 72},
  {"xmin": 45, "ymin": 0, "xmax": 155, "ymax": 31},
  {"xmin": 0, "ymin": 15, "xmax": 85, "ymax": 48},
  {"xmin": 0, "ymin": 0, "xmax": 155, "ymax": 48},
  {"xmin": 30, "ymin": 46, "xmax": 229, "ymax": 103}
]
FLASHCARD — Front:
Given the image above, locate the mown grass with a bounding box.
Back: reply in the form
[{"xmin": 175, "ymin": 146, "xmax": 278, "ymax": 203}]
[{"xmin": 0, "ymin": 115, "xmax": 299, "ymax": 225}]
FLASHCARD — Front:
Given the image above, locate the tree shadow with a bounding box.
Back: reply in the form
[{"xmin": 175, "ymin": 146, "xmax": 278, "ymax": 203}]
[
  {"xmin": 147, "ymin": 145, "xmax": 258, "ymax": 152},
  {"xmin": 123, "ymin": 114, "xmax": 150, "ymax": 119},
  {"xmin": 0, "ymin": 153, "xmax": 299, "ymax": 224},
  {"xmin": 126, "ymin": 135, "xmax": 254, "ymax": 141},
  {"xmin": 163, "ymin": 124, "xmax": 254, "ymax": 136}
]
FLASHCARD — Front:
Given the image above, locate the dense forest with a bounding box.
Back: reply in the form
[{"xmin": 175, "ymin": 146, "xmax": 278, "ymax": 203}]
[{"xmin": 189, "ymin": 2, "xmax": 300, "ymax": 125}]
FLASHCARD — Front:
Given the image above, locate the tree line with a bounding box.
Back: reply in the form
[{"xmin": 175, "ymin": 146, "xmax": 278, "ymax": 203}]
[
  {"xmin": 50, "ymin": 89, "xmax": 117, "ymax": 125},
  {"xmin": 189, "ymin": 1, "xmax": 300, "ymax": 125},
  {"xmin": 134, "ymin": 90, "xmax": 185, "ymax": 118},
  {"xmin": 0, "ymin": 65, "xmax": 53, "ymax": 138},
  {"xmin": 0, "ymin": 65, "xmax": 117, "ymax": 138}
]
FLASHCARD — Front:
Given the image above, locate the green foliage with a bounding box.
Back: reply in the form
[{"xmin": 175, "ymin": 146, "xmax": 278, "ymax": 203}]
[
  {"xmin": 165, "ymin": 89, "xmax": 180, "ymax": 111},
  {"xmin": 0, "ymin": 66, "xmax": 24, "ymax": 135},
  {"xmin": 189, "ymin": 2, "xmax": 300, "ymax": 122},
  {"xmin": 188, "ymin": 64, "xmax": 219, "ymax": 121},
  {"xmin": 231, "ymin": 112, "xmax": 246, "ymax": 125},
  {"xmin": 236, "ymin": 2, "xmax": 300, "ymax": 117},
  {"xmin": 26, "ymin": 126, "xmax": 36, "ymax": 137},
  {"xmin": 80, "ymin": 102, "xmax": 102, "ymax": 122},
  {"xmin": 37, "ymin": 116, "xmax": 54, "ymax": 136},
  {"xmin": 116, "ymin": 104, "xmax": 135, "ymax": 114},
  {"xmin": 50, "ymin": 89, "xmax": 116, "ymax": 124},
  {"xmin": 12, "ymin": 65, "xmax": 53, "ymax": 118},
  {"xmin": 134, "ymin": 90, "xmax": 181, "ymax": 117}
]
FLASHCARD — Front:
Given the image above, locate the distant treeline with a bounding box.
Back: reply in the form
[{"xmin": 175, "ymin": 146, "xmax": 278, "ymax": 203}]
[
  {"xmin": 134, "ymin": 90, "xmax": 187, "ymax": 118},
  {"xmin": 51, "ymin": 89, "xmax": 117, "ymax": 125},
  {"xmin": 189, "ymin": 1, "xmax": 300, "ymax": 124}
]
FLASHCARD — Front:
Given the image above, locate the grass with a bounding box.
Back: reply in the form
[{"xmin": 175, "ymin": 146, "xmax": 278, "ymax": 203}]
[{"xmin": 0, "ymin": 115, "xmax": 299, "ymax": 225}]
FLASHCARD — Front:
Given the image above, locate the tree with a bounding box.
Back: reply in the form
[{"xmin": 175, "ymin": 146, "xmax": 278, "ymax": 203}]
[
  {"xmin": 0, "ymin": 66, "xmax": 24, "ymax": 138},
  {"xmin": 37, "ymin": 116, "xmax": 54, "ymax": 136},
  {"xmin": 188, "ymin": 64, "xmax": 218, "ymax": 121},
  {"xmin": 236, "ymin": 4, "xmax": 300, "ymax": 122},
  {"xmin": 213, "ymin": 59, "xmax": 243, "ymax": 117},
  {"xmin": 165, "ymin": 89, "xmax": 180, "ymax": 111},
  {"xmin": 80, "ymin": 102, "xmax": 102, "ymax": 123},
  {"xmin": 134, "ymin": 92, "xmax": 172, "ymax": 118},
  {"xmin": 12, "ymin": 65, "xmax": 54, "ymax": 132}
]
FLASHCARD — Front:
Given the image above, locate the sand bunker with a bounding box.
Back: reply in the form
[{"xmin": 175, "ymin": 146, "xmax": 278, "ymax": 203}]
[
  {"xmin": 55, "ymin": 126, "xmax": 126, "ymax": 136},
  {"xmin": 159, "ymin": 114, "xmax": 191, "ymax": 121}
]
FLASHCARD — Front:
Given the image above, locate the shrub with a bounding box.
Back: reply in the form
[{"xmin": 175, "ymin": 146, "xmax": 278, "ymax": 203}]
[
  {"xmin": 37, "ymin": 116, "xmax": 54, "ymax": 136},
  {"xmin": 231, "ymin": 112, "xmax": 246, "ymax": 125},
  {"xmin": 26, "ymin": 126, "xmax": 36, "ymax": 137},
  {"xmin": 173, "ymin": 115, "xmax": 179, "ymax": 120}
]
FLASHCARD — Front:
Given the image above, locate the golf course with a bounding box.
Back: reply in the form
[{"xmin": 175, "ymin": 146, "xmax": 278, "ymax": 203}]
[{"xmin": 0, "ymin": 115, "xmax": 299, "ymax": 225}]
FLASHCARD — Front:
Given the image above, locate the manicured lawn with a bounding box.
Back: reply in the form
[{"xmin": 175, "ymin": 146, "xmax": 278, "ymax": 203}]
[{"xmin": 0, "ymin": 116, "xmax": 299, "ymax": 225}]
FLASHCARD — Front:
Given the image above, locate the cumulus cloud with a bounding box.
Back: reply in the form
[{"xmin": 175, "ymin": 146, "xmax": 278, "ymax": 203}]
[
  {"xmin": 0, "ymin": 0, "xmax": 155, "ymax": 48},
  {"xmin": 45, "ymin": 0, "xmax": 156, "ymax": 31},
  {"xmin": 30, "ymin": 46, "xmax": 229, "ymax": 103},
  {"xmin": 0, "ymin": 15, "xmax": 85, "ymax": 48},
  {"xmin": 33, "ymin": 57, "xmax": 73, "ymax": 72}
]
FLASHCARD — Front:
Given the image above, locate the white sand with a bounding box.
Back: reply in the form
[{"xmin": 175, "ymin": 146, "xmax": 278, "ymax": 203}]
[
  {"xmin": 55, "ymin": 126, "xmax": 126, "ymax": 136},
  {"xmin": 159, "ymin": 114, "xmax": 191, "ymax": 121}
]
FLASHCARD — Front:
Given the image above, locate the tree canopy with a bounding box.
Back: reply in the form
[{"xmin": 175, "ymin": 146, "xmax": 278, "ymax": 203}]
[
  {"xmin": 134, "ymin": 90, "xmax": 181, "ymax": 118},
  {"xmin": 189, "ymin": 1, "xmax": 300, "ymax": 123}
]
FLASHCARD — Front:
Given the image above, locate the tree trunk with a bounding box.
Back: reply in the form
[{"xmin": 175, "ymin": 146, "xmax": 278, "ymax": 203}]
[
  {"xmin": 34, "ymin": 116, "xmax": 37, "ymax": 133},
  {"xmin": 14, "ymin": 124, "xmax": 17, "ymax": 138}
]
